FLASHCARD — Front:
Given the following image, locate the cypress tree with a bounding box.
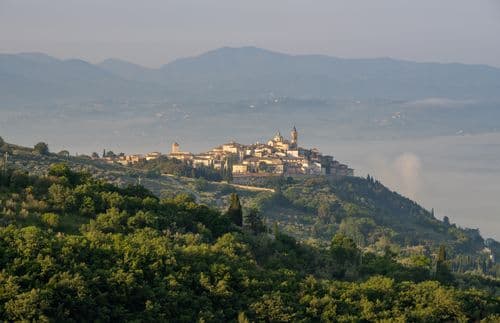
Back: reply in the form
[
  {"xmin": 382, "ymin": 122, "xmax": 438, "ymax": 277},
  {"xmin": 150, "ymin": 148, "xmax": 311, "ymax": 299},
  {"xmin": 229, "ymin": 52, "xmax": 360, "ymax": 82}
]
[
  {"xmin": 435, "ymin": 245, "xmax": 454, "ymax": 284},
  {"xmin": 226, "ymin": 193, "xmax": 243, "ymax": 226},
  {"xmin": 273, "ymin": 222, "xmax": 280, "ymax": 237},
  {"xmin": 443, "ymin": 216, "xmax": 450, "ymax": 226},
  {"xmin": 438, "ymin": 244, "xmax": 446, "ymax": 262}
]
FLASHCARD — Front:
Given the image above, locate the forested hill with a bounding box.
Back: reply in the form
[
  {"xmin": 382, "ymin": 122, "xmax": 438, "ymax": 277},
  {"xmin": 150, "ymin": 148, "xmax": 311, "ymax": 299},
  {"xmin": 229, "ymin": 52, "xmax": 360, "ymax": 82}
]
[
  {"xmin": 0, "ymin": 161, "xmax": 499, "ymax": 321},
  {"xmin": 1, "ymin": 138, "xmax": 498, "ymax": 278},
  {"xmin": 242, "ymin": 176, "xmax": 499, "ymax": 277}
]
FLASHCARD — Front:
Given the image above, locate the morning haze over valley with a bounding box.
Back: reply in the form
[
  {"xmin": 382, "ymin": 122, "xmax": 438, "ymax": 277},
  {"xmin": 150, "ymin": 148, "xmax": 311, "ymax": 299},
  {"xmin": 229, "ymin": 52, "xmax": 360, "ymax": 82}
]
[
  {"xmin": 1, "ymin": 1, "xmax": 499, "ymax": 321},
  {"xmin": 2, "ymin": 45, "xmax": 500, "ymax": 239}
]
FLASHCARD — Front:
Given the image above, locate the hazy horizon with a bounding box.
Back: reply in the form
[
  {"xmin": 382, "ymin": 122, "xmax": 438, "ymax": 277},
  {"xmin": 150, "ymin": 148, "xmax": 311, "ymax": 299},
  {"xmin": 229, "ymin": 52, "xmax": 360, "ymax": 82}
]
[
  {"xmin": 2, "ymin": 0, "xmax": 500, "ymax": 68},
  {"xmin": 4, "ymin": 46, "xmax": 500, "ymax": 71}
]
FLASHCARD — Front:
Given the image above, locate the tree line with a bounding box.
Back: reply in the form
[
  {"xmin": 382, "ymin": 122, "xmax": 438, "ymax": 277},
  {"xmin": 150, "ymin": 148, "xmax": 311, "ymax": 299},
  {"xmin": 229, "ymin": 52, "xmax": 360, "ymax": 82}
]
[{"xmin": 0, "ymin": 163, "xmax": 498, "ymax": 321}]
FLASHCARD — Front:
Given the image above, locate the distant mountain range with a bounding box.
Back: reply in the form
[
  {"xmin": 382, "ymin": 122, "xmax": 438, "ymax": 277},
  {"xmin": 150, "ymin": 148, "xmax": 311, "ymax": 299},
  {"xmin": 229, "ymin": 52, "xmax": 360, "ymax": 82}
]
[{"xmin": 2, "ymin": 46, "xmax": 500, "ymax": 103}]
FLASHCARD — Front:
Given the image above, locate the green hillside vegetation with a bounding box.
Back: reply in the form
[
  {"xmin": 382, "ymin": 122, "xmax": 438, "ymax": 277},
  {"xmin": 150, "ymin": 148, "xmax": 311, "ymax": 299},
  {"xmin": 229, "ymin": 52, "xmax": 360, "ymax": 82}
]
[
  {"xmin": 0, "ymin": 163, "xmax": 499, "ymax": 321},
  {"xmin": 134, "ymin": 155, "xmax": 224, "ymax": 181},
  {"xmin": 129, "ymin": 155, "xmax": 496, "ymax": 273},
  {"xmin": 242, "ymin": 176, "xmax": 499, "ymax": 276},
  {"xmin": 1, "ymin": 139, "xmax": 499, "ymax": 278}
]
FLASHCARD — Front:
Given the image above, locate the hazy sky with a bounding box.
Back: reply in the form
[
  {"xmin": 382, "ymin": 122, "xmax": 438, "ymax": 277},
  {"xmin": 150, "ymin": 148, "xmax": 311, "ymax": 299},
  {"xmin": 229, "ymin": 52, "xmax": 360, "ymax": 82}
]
[{"xmin": 1, "ymin": 0, "xmax": 500, "ymax": 67}]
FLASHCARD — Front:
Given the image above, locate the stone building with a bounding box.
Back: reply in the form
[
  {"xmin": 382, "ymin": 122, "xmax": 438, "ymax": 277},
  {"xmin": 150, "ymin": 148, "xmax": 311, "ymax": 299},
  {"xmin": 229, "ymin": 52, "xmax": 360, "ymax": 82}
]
[{"xmin": 168, "ymin": 126, "xmax": 353, "ymax": 179}]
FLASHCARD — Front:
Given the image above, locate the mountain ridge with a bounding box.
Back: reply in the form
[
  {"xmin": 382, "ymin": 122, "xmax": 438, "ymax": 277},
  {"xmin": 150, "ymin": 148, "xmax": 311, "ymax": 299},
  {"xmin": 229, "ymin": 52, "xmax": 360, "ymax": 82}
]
[{"xmin": 2, "ymin": 46, "xmax": 500, "ymax": 103}]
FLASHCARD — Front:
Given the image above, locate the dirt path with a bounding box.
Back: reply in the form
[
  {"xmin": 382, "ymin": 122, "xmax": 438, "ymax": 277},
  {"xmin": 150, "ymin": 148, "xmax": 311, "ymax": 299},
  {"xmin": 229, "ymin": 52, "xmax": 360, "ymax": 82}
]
[{"xmin": 228, "ymin": 183, "xmax": 275, "ymax": 192}]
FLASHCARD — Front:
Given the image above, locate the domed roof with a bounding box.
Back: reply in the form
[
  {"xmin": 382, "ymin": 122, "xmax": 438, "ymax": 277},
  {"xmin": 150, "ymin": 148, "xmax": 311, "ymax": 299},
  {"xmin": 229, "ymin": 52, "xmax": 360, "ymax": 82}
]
[{"xmin": 273, "ymin": 131, "xmax": 283, "ymax": 142}]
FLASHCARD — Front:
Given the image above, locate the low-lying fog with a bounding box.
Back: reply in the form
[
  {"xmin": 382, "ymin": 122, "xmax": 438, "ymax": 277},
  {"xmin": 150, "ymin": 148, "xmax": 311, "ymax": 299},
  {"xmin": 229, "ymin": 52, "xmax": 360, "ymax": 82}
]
[{"xmin": 323, "ymin": 133, "xmax": 500, "ymax": 241}]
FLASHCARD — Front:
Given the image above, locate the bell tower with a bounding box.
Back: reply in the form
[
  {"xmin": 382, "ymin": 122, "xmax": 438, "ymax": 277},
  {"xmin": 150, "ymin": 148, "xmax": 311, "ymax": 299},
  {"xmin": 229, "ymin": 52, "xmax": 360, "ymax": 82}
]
[
  {"xmin": 291, "ymin": 126, "xmax": 298, "ymax": 148},
  {"xmin": 171, "ymin": 142, "xmax": 180, "ymax": 154}
]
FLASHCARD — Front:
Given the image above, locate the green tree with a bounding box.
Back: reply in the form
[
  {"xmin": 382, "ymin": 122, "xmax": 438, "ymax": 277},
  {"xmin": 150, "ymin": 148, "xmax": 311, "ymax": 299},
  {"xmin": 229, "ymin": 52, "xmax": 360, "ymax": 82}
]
[
  {"xmin": 273, "ymin": 222, "xmax": 280, "ymax": 237},
  {"xmin": 331, "ymin": 233, "xmax": 359, "ymax": 265},
  {"xmin": 90, "ymin": 208, "xmax": 129, "ymax": 233},
  {"xmin": 435, "ymin": 245, "xmax": 454, "ymax": 284},
  {"xmin": 79, "ymin": 196, "xmax": 96, "ymax": 217},
  {"xmin": 226, "ymin": 193, "xmax": 243, "ymax": 226},
  {"xmin": 194, "ymin": 178, "xmax": 209, "ymax": 191},
  {"xmin": 34, "ymin": 142, "xmax": 49, "ymax": 155},
  {"xmin": 48, "ymin": 163, "xmax": 87, "ymax": 186},
  {"xmin": 49, "ymin": 163, "xmax": 73, "ymax": 179},
  {"xmin": 57, "ymin": 150, "xmax": 70, "ymax": 157},
  {"xmin": 41, "ymin": 213, "xmax": 60, "ymax": 228},
  {"xmin": 443, "ymin": 216, "xmax": 450, "ymax": 226},
  {"xmin": 243, "ymin": 208, "xmax": 265, "ymax": 234},
  {"xmin": 4, "ymin": 288, "xmax": 50, "ymax": 322},
  {"xmin": 251, "ymin": 293, "xmax": 296, "ymax": 322},
  {"xmin": 317, "ymin": 202, "xmax": 331, "ymax": 223},
  {"xmin": 237, "ymin": 311, "xmax": 250, "ymax": 323}
]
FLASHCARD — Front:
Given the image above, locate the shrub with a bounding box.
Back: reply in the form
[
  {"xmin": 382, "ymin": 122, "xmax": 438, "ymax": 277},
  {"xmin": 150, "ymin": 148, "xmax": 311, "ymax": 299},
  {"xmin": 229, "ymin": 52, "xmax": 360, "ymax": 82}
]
[
  {"xmin": 41, "ymin": 213, "xmax": 60, "ymax": 228},
  {"xmin": 34, "ymin": 142, "xmax": 49, "ymax": 155}
]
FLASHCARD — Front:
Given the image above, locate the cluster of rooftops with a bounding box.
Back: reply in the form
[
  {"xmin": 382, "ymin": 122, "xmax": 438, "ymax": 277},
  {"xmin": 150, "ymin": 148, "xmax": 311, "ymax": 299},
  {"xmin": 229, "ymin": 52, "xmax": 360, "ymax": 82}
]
[{"xmin": 169, "ymin": 127, "xmax": 353, "ymax": 178}]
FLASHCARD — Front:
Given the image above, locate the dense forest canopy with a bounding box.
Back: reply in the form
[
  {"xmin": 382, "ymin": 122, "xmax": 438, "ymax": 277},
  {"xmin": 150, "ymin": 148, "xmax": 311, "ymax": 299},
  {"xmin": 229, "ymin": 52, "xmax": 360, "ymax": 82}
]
[{"xmin": 0, "ymin": 162, "xmax": 499, "ymax": 321}]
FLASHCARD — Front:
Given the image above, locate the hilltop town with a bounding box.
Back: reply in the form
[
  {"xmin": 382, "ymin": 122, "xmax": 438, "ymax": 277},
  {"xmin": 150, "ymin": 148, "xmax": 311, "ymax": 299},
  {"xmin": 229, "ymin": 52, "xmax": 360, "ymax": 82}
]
[{"xmin": 100, "ymin": 127, "xmax": 353, "ymax": 182}]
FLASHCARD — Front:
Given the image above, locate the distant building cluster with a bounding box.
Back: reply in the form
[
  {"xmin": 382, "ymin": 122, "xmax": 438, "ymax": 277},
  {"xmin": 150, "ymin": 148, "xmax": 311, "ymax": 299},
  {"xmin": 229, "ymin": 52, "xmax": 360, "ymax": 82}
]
[
  {"xmin": 94, "ymin": 127, "xmax": 353, "ymax": 179},
  {"xmin": 98, "ymin": 151, "xmax": 162, "ymax": 166},
  {"xmin": 169, "ymin": 127, "xmax": 354, "ymax": 179}
]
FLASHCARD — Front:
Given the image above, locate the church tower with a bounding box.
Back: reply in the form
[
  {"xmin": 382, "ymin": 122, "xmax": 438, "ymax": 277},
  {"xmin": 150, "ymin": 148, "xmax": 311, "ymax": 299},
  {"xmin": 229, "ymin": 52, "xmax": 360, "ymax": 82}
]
[
  {"xmin": 291, "ymin": 126, "xmax": 298, "ymax": 148},
  {"xmin": 171, "ymin": 142, "xmax": 180, "ymax": 154}
]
